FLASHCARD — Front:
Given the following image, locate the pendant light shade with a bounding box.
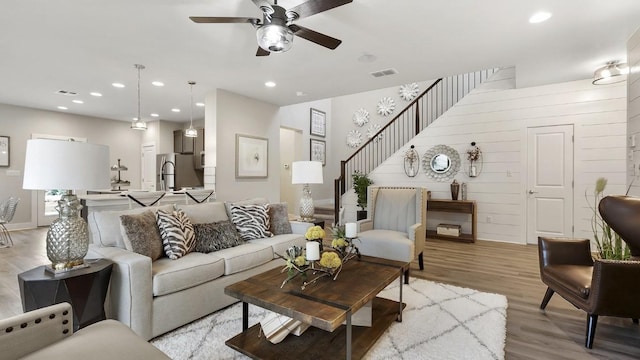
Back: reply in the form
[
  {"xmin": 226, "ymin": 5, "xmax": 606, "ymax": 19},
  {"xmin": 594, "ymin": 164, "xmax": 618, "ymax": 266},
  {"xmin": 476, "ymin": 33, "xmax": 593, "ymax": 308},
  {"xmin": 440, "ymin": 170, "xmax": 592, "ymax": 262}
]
[
  {"xmin": 185, "ymin": 81, "xmax": 197, "ymax": 138},
  {"xmin": 593, "ymin": 61, "xmax": 629, "ymax": 85},
  {"xmin": 131, "ymin": 64, "xmax": 147, "ymax": 130}
]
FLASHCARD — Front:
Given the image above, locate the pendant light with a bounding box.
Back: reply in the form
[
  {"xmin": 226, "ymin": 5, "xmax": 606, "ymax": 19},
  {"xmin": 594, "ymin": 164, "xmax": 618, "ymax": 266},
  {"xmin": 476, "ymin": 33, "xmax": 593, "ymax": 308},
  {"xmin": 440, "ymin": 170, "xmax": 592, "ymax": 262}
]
[
  {"xmin": 131, "ymin": 64, "xmax": 147, "ymax": 130},
  {"xmin": 184, "ymin": 81, "xmax": 198, "ymax": 138}
]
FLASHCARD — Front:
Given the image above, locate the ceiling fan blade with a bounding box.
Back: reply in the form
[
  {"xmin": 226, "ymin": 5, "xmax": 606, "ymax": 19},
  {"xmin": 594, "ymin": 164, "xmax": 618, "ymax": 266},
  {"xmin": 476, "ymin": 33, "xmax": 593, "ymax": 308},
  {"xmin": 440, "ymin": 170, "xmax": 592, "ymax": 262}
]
[
  {"xmin": 289, "ymin": 24, "xmax": 342, "ymax": 50},
  {"xmin": 189, "ymin": 16, "xmax": 259, "ymax": 25},
  {"xmin": 287, "ymin": 0, "xmax": 352, "ymax": 19},
  {"xmin": 256, "ymin": 47, "xmax": 271, "ymax": 56}
]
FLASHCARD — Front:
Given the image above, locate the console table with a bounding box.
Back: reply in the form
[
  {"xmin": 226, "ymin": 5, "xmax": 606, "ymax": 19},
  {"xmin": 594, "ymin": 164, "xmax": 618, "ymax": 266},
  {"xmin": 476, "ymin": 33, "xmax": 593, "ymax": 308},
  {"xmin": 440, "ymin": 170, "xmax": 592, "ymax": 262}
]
[{"xmin": 426, "ymin": 199, "xmax": 477, "ymax": 243}]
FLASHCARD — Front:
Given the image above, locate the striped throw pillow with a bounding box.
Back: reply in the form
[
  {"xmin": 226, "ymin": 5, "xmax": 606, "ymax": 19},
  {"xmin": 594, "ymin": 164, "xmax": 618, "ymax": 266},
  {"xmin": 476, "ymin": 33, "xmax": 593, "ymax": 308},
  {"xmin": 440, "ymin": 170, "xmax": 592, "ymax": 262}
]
[
  {"xmin": 156, "ymin": 209, "xmax": 196, "ymax": 260},
  {"xmin": 229, "ymin": 204, "xmax": 273, "ymax": 241}
]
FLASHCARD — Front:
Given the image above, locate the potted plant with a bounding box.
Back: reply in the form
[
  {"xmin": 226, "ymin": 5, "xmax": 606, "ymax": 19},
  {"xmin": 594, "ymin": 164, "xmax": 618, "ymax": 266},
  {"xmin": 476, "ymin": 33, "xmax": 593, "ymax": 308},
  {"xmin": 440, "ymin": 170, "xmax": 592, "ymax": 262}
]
[
  {"xmin": 352, "ymin": 171, "xmax": 373, "ymax": 220},
  {"xmin": 587, "ymin": 177, "xmax": 630, "ymax": 260}
]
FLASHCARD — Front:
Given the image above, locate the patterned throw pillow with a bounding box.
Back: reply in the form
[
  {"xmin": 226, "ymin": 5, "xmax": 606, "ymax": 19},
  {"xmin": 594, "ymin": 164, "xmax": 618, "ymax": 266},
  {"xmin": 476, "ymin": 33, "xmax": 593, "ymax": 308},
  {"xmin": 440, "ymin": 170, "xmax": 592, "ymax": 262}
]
[
  {"xmin": 156, "ymin": 209, "xmax": 196, "ymax": 260},
  {"xmin": 268, "ymin": 202, "xmax": 292, "ymax": 235},
  {"xmin": 229, "ymin": 204, "xmax": 273, "ymax": 241},
  {"xmin": 120, "ymin": 210, "xmax": 164, "ymax": 261},
  {"xmin": 193, "ymin": 220, "xmax": 244, "ymax": 253}
]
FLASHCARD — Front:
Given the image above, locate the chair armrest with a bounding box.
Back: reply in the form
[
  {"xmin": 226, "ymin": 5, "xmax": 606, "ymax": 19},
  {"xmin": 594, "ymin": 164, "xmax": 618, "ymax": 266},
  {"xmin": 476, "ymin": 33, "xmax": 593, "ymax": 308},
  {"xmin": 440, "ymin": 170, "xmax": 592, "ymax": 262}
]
[
  {"xmin": 538, "ymin": 237, "xmax": 594, "ymax": 268},
  {"xmin": 87, "ymin": 245, "xmax": 153, "ymax": 340},
  {"xmin": 357, "ymin": 219, "xmax": 373, "ymax": 232},
  {"xmin": 589, "ymin": 259, "xmax": 640, "ymax": 317},
  {"xmin": 289, "ymin": 221, "xmax": 313, "ymax": 235},
  {"xmin": 0, "ymin": 303, "xmax": 73, "ymax": 360}
]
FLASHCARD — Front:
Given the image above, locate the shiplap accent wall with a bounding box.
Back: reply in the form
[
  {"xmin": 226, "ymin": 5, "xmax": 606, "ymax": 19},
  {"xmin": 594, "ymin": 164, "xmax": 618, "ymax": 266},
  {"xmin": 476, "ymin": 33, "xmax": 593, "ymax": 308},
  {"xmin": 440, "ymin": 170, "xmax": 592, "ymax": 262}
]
[
  {"xmin": 344, "ymin": 67, "xmax": 628, "ymax": 244},
  {"xmin": 628, "ymin": 27, "xmax": 640, "ymax": 196}
]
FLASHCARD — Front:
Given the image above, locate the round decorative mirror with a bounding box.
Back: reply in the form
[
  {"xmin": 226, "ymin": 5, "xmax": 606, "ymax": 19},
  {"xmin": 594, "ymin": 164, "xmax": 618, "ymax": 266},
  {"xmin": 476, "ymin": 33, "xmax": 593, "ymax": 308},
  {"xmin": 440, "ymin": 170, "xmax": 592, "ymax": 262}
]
[
  {"xmin": 430, "ymin": 154, "xmax": 451, "ymax": 173},
  {"xmin": 421, "ymin": 144, "xmax": 461, "ymax": 181}
]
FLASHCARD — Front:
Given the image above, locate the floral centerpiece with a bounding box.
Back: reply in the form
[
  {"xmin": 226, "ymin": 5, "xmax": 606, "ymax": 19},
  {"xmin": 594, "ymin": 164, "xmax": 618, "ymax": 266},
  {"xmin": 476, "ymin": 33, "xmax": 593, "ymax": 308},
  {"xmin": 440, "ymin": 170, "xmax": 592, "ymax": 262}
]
[
  {"xmin": 305, "ymin": 225, "xmax": 325, "ymax": 250},
  {"xmin": 277, "ymin": 223, "xmax": 360, "ymax": 290}
]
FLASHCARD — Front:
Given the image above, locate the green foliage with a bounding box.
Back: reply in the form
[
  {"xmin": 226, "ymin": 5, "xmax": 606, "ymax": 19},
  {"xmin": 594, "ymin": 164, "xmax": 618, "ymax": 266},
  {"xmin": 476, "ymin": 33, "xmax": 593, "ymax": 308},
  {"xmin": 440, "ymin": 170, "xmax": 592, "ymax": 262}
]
[
  {"xmin": 352, "ymin": 171, "xmax": 373, "ymax": 210},
  {"xmin": 587, "ymin": 177, "xmax": 631, "ymax": 260}
]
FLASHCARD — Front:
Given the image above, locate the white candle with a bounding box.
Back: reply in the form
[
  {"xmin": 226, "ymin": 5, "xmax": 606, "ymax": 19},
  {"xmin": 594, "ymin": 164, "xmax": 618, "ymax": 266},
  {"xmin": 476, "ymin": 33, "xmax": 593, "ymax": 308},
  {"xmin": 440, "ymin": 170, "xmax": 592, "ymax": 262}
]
[
  {"xmin": 345, "ymin": 222, "xmax": 357, "ymax": 238},
  {"xmin": 306, "ymin": 241, "xmax": 320, "ymax": 261}
]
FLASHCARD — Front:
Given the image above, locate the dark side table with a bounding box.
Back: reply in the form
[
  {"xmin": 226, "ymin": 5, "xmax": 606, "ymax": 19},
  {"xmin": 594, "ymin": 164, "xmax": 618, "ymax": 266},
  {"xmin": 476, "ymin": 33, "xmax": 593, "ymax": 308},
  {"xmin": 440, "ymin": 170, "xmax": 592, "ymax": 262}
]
[{"xmin": 18, "ymin": 258, "xmax": 113, "ymax": 331}]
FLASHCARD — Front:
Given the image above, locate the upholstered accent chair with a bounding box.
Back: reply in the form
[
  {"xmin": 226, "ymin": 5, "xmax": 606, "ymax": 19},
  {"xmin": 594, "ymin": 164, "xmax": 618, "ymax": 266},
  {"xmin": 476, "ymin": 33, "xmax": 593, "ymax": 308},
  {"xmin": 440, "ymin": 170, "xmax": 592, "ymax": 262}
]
[
  {"xmin": 538, "ymin": 196, "xmax": 640, "ymax": 349},
  {"xmin": 356, "ymin": 186, "xmax": 428, "ymax": 283},
  {"xmin": 0, "ymin": 303, "xmax": 170, "ymax": 360}
]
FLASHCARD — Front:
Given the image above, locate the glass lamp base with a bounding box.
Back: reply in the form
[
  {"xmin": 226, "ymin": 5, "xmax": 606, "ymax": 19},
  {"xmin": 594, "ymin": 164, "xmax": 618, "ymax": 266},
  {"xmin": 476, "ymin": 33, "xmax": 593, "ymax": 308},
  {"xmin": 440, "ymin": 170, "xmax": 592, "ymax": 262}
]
[
  {"xmin": 299, "ymin": 184, "xmax": 315, "ymax": 222},
  {"xmin": 46, "ymin": 193, "xmax": 89, "ymax": 270}
]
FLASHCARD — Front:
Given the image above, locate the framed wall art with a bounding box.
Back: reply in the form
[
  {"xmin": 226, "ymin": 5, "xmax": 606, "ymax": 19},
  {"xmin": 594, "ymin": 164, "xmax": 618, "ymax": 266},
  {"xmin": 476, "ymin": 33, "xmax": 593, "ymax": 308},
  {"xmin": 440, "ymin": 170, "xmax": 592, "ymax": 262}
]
[
  {"xmin": 310, "ymin": 108, "xmax": 326, "ymax": 137},
  {"xmin": 0, "ymin": 136, "xmax": 9, "ymax": 167},
  {"xmin": 310, "ymin": 139, "xmax": 326, "ymax": 166},
  {"xmin": 236, "ymin": 134, "xmax": 268, "ymax": 178}
]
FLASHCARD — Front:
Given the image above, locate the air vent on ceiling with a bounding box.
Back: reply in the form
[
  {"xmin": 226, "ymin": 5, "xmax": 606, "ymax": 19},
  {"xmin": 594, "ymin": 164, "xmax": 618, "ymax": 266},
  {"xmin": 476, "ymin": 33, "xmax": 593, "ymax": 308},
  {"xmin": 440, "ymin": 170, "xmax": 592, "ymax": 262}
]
[
  {"xmin": 55, "ymin": 90, "xmax": 78, "ymax": 96},
  {"xmin": 370, "ymin": 68, "xmax": 398, "ymax": 78}
]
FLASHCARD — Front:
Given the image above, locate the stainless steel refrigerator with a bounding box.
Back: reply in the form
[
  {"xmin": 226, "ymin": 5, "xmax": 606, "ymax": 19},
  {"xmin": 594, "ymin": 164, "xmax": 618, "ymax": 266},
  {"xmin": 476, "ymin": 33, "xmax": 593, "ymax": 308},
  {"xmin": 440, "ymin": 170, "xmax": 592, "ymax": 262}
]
[{"xmin": 157, "ymin": 153, "xmax": 203, "ymax": 191}]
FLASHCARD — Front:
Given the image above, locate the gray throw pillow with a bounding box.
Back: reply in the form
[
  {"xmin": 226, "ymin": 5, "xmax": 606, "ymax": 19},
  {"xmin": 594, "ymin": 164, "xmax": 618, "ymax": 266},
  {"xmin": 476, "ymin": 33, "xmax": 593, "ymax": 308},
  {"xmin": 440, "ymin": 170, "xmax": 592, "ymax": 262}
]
[
  {"xmin": 156, "ymin": 209, "xmax": 196, "ymax": 260},
  {"xmin": 120, "ymin": 211, "xmax": 164, "ymax": 261},
  {"xmin": 268, "ymin": 202, "xmax": 292, "ymax": 235},
  {"xmin": 193, "ymin": 221, "xmax": 244, "ymax": 253},
  {"xmin": 229, "ymin": 203, "xmax": 273, "ymax": 241}
]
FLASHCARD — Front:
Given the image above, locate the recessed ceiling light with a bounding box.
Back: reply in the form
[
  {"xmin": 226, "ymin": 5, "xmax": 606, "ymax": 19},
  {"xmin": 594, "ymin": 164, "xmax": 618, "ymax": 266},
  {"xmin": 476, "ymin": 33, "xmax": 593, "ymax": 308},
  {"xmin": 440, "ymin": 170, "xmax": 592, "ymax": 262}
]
[
  {"xmin": 133, "ymin": 117, "xmax": 140, "ymax": 121},
  {"xmin": 265, "ymin": 81, "xmax": 276, "ymax": 88},
  {"xmin": 195, "ymin": 102, "xmax": 205, "ymax": 107},
  {"xmin": 296, "ymin": 91, "xmax": 308, "ymax": 97},
  {"xmin": 112, "ymin": 83, "xmax": 125, "ymax": 88},
  {"xmin": 152, "ymin": 81, "xmax": 164, "ymax": 87},
  {"xmin": 171, "ymin": 108, "xmax": 181, "ymax": 112},
  {"xmin": 357, "ymin": 54, "xmax": 377, "ymax": 63},
  {"xmin": 72, "ymin": 100, "xmax": 84, "ymax": 104},
  {"xmin": 529, "ymin": 11, "xmax": 552, "ymax": 24},
  {"xmin": 150, "ymin": 113, "xmax": 159, "ymax": 117},
  {"xmin": 90, "ymin": 92, "xmax": 103, "ymax": 97},
  {"xmin": 57, "ymin": 106, "xmax": 68, "ymax": 110}
]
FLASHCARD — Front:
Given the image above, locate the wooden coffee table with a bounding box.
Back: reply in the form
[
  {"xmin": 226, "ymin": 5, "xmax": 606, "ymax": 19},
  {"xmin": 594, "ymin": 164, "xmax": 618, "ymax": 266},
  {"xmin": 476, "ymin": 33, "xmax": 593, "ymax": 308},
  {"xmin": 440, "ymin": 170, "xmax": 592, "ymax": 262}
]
[{"xmin": 224, "ymin": 256, "xmax": 409, "ymax": 360}]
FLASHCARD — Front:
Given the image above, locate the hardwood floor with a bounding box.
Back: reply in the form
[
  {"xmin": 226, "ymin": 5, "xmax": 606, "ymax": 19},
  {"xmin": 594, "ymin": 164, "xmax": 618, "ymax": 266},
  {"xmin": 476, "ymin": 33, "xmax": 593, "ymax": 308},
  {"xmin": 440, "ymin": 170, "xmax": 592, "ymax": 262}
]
[{"xmin": 1, "ymin": 228, "xmax": 639, "ymax": 359}]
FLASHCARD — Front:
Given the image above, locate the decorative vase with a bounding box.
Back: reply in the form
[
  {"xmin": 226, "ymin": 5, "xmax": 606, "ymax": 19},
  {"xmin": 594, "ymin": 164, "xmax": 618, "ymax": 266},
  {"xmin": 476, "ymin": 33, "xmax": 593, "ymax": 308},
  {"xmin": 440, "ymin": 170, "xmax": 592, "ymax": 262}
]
[
  {"xmin": 450, "ymin": 179, "xmax": 460, "ymax": 200},
  {"xmin": 461, "ymin": 182, "xmax": 467, "ymax": 200},
  {"xmin": 46, "ymin": 193, "xmax": 89, "ymax": 270},
  {"xmin": 403, "ymin": 145, "xmax": 419, "ymax": 177},
  {"xmin": 469, "ymin": 163, "xmax": 477, "ymax": 177}
]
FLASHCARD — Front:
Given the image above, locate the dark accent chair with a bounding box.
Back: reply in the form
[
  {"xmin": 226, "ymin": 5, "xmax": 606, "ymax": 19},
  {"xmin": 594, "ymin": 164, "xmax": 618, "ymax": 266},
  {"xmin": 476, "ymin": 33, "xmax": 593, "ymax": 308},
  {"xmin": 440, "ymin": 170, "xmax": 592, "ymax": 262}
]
[{"xmin": 538, "ymin": 195, "xmax": 640, "ymax": 349}]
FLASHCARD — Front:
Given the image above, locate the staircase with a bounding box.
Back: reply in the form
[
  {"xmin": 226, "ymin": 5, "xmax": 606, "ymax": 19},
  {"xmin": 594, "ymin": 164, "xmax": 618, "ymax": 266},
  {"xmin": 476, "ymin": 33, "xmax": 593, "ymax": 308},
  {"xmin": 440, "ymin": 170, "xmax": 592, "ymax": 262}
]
[{"xmin": 333, "ymin": 69, "xmax": 499, "ymax": 220}]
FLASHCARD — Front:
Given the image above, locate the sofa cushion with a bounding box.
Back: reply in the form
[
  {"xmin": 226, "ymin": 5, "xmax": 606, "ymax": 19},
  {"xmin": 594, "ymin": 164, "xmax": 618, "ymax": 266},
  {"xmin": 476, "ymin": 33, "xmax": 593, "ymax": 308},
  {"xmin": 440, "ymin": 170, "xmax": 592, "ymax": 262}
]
[
  {"xmin": 229, "ymin": 204, "xmax": 273, "ymax": 241},
  {"xmin": 269, "ymin": 203, "xmax": 292, "ymax": 235},
  {"xmin": 120, "ymin": 210, "xmax": 164, "ymax": 261},
  {"xmin": 214, "ymin": 243, "xmax": 273, "ymax": 275},
  {"xmin": 88, "ymin": 205, "xmax": 174, "ymax": 248},
  {"xmin": 152, "ymin": 252, "xmax": 225, "ymax": 296},
  {"xmin": 156, "ymin": 209, "xmax": 196, "ymax": 260},
  {"xmin": 174, "ymin": 202, "xmax": 229, "ymax": 224},
  {"xmin": 193, "ymin": 220, "xmax": 244, "ymax": 253},
  {"xmin": 248, "ymin": 233, "xmax": 306, "ymax": 258},
  {"xmin": 357, "ymin": 229, "xmax": 414, "ymax": 263}
]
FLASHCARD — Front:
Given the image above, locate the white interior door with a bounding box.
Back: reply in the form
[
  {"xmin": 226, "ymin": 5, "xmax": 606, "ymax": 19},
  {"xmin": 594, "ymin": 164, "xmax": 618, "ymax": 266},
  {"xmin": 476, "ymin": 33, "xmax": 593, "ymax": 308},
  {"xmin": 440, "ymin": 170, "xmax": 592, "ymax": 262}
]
[
  {"xmin": 141, "ymin": 143, "xmax": 157, "ymax": 191},
  {"xmin": 279, "ymin": 128, "xmax": 303, "ymax": 215},
  {"xmin": 31, "ymin": 134, "xmax": 87, "ymax": 226},
  {"xmin": 526, "ymin": 125, "xmax": 574, "ymax": 244}
]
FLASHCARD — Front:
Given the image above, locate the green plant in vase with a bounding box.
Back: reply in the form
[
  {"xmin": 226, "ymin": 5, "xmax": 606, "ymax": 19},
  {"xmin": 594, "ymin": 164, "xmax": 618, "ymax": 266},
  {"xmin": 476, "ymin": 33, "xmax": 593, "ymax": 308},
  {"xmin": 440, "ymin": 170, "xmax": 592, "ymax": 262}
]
[
  {"xmin": 587, "ymin": 177, "xmax": 631, "ymax": 260},
  {"xmin": 352, "ymin": 171, "xmax": 373, "ymax": 220}
]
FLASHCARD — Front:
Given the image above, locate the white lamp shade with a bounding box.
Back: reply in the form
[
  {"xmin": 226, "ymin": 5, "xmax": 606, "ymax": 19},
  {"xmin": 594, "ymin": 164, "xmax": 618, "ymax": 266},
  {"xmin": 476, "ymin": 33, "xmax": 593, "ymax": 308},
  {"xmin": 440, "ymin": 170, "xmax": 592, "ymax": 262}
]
[
  {"xmin": 23, "ymin": 139, "xmax": 111, "ymax": 190},
  {"xmin": 291, "ymin": 161, "xmax": 323, "ymax": 184}
]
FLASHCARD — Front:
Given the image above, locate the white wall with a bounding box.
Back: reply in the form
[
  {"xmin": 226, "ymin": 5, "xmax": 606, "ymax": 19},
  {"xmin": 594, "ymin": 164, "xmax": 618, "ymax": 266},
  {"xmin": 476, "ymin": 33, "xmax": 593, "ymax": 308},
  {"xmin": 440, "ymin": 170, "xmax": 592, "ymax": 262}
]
[
  {"xmin": 0, "ymin": 103, "xmax": 144, "ymax": 228},
  {"xmin": 351, "ymin": 69, "xmax": 627, "ymax": 244},
  {"xmin": 628, "ymin": 26, "xmax": 640, "ymax": 196},
  {"xmin": 211, "ymin": 89, "xmax": 281, "ymax": 202}
]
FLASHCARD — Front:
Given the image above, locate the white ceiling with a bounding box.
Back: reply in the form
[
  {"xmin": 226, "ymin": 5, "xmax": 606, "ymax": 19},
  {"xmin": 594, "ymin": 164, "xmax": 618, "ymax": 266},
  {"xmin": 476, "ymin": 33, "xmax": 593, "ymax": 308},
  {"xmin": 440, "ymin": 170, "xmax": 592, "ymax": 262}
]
[{"xmin": 1, "ymin": 0, "xmax": 639, "ymax": 123}]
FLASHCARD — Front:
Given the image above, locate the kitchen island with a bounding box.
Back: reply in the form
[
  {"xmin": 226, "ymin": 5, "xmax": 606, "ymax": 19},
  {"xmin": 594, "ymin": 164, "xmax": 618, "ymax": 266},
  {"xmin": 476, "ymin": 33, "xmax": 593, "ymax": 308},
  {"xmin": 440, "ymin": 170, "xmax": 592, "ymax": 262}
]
[{"xmin": 80, "ymin": 190, "xmax": 215, "ymax": 220}]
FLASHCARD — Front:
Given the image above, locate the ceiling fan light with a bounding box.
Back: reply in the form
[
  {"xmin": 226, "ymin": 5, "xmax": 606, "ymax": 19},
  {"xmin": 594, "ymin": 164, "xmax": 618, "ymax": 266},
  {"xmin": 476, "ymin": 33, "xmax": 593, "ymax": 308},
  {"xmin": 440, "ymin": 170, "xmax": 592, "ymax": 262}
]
[
  {"xmin": 257, "ymin": 24, "xmax": 293, "ymax": 53},
  {"xmin": 593, "ymin": 61, "xmax": 628, "ymax": 85}
]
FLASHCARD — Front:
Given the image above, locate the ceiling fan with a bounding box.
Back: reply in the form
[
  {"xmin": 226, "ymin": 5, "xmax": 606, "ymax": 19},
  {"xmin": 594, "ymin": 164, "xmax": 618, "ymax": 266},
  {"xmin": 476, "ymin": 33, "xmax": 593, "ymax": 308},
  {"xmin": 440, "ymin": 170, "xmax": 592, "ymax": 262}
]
[{"xmin": 190, "ymin": 0, "xmax": 353, "ymax": 56}]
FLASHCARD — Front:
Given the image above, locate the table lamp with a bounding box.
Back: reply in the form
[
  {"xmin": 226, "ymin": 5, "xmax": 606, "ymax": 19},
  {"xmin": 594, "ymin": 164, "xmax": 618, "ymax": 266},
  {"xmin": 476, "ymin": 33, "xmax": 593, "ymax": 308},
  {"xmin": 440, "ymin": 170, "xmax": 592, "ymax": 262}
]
[
  {"xmin": 291, "ymin": 161, "xmax": 323, "ymax": 221},
  {"xmin": 23, "ymin": 139, "xmax": 110, "ymax": 271}
]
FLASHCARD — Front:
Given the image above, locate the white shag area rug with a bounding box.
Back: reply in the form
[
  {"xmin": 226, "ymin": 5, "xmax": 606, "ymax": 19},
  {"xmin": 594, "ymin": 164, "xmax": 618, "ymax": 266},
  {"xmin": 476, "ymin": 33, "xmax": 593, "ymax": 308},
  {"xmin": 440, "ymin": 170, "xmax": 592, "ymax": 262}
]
[{"xmin": 151, "ymin": 279, "xmax": 508, "ymax": 360}]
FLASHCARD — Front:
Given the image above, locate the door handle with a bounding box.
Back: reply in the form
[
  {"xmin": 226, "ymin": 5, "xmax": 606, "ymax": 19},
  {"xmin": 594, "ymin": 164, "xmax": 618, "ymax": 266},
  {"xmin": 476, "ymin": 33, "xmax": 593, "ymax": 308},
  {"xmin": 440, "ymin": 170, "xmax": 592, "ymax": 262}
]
[{"xmin": 528, "ymin": 190, "xmax": 538, "ymax": 194}]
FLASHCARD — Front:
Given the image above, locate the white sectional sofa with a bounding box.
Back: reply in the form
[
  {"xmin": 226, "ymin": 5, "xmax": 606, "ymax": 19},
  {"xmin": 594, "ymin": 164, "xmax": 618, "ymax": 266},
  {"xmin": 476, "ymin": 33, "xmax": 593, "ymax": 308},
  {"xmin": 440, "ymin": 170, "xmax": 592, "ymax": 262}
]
[{"xmin": 87, "ymin": 199, "xmax": 309, "ymax": 340}]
